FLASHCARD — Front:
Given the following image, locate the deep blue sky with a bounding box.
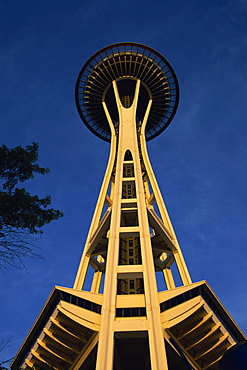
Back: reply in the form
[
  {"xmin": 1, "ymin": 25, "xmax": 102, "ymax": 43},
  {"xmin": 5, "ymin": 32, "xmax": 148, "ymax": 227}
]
[{"xmin": 1, "ymin": 0, "xmax": 247, "ymax": 362}]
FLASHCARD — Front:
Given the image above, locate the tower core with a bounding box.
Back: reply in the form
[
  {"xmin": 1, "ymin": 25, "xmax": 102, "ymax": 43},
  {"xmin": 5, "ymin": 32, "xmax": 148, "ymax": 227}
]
[{"xmin": 11, "ymin": 43, "xmax": 245, "ymax": 370}]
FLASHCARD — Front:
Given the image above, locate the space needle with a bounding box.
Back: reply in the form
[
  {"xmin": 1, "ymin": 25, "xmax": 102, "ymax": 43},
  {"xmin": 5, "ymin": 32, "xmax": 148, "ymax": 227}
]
[{"xmin": 12, "ymin": 43, "xmax": 245, "ymax": 370}]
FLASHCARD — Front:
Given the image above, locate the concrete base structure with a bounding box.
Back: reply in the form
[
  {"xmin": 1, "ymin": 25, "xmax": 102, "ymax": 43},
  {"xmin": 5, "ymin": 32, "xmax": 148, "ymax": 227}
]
[{"xmin": 11, "ymin": 43, "xmax": 246, "ymax": 370}]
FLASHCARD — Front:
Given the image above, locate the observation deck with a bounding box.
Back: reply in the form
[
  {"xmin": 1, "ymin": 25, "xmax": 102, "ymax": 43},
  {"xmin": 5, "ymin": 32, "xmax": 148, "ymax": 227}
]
[{"xmin": 75, "ymin": 42, "xmax": 179, "ymax": 142}]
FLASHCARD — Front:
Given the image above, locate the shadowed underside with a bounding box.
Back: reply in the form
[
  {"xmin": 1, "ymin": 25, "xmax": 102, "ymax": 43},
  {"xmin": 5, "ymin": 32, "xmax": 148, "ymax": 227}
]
[{"xmin": 75, "ymin": 42, "xmax": 179, "ymax": 141}]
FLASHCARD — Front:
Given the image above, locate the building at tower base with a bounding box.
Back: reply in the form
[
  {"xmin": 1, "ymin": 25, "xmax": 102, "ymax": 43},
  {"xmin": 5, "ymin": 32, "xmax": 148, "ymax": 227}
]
[
  {"xmin": 11, "ymin": 43, "xmax": 246, "ymax": 370},
  {"xmin": 11, "ymin": 281, "xmax": 245, "ymax": 370}
]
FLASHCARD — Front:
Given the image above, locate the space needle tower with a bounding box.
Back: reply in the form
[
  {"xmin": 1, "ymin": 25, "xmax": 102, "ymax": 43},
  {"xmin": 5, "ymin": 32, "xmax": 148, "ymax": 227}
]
[{"xmin": 12, "ymin": 43, "xmax": 245, "ymax": 370}]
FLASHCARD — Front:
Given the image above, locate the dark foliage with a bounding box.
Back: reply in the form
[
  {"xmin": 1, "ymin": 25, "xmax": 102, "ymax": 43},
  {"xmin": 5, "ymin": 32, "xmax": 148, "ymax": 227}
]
[
  {"xmin": 0, "ymin": 143, "xmax": 63, "ymax": 271},
  {"xmin": 0, "ymin": 337, "xmax": 13, "ymax": 370}
]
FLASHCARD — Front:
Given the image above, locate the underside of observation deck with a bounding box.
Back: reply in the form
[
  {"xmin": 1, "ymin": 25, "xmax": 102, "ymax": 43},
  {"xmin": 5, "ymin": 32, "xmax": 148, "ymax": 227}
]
[{"xmin": 75, "ymin": 42, "xmax": 179, "ymax": 142}]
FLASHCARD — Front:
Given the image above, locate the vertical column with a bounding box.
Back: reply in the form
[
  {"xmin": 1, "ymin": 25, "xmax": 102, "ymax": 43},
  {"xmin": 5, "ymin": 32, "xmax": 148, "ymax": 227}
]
[
  {"xmin": 139, "ymin": 126, "xmax": 192, "ymax": 287},
  {"xmin": 95, "ymin": 83, "xmax": 124, "ymax": 370},
  {"xmin": 96, "ymin": 79, "xmax": 169, "ymax": 369},
  {"xmin": 73, "ymin": 103, "xmax": 117, "ymax": 291}
]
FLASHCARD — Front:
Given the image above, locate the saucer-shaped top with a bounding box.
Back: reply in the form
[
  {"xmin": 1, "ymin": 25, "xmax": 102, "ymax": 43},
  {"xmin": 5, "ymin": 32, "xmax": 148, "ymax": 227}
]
[{"xmin": 75, "ymin": 42, "xmax": 179, "ymax": 142}]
